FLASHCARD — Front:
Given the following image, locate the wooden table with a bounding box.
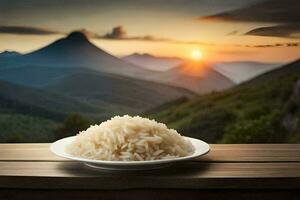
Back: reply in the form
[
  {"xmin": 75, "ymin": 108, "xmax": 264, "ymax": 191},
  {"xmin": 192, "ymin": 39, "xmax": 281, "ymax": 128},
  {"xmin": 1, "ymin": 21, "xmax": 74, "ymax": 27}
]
[{"xmin": 0, "ymin": 144, "xmax": 300, "ymax": 200}]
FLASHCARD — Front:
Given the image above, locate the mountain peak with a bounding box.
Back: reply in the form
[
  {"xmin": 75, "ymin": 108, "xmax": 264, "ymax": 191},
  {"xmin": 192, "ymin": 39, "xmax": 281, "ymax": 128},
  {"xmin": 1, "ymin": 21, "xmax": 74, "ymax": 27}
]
[
  {"xmin": 65, "ymin": 31, "xmax": 89, "ymax": 42},
  {"xmin": 0, "ymin": 50, "xmax": 21, "ymax": 58}
]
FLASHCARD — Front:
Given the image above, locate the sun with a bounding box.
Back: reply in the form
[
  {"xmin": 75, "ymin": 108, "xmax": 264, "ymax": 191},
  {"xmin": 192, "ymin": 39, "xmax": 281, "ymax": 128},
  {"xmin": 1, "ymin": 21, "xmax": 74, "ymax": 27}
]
[{"xmin": 191, "ymin": 49, "xmax": 203, "ymax": 61}]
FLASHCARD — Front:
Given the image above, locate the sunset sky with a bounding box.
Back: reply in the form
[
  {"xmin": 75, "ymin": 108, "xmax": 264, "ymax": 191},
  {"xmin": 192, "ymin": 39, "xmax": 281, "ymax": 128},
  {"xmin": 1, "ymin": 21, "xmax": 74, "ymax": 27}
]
[{"xmin": 0, "ymin": 0, "xmax": 299, "ymax": 62}]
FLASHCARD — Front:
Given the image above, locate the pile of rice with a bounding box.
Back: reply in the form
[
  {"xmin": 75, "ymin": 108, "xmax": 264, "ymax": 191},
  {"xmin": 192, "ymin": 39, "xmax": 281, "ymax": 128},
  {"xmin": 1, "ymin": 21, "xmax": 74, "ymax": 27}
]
[{"xmin": 66, "ymin": 115, "xmax": 194, "ymax": 161}]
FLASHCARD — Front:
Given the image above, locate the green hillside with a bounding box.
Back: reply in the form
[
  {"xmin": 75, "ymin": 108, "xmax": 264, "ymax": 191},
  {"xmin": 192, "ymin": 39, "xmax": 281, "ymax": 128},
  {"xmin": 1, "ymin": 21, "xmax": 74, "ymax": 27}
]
[
  {"xmin": 149, "ymin": 60, "xmax": 300, "ymax": 143},
  {"xmin": 0, "ymin": 113, "xmax": 60, "ymax": 143},
  {"xmin": 0, "ymin": 80, "xmax": 100, "ymax": 143}
]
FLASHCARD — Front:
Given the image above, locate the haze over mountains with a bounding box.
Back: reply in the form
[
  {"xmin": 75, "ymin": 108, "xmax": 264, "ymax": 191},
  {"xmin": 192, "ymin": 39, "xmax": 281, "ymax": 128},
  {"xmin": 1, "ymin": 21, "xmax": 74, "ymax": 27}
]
[
  {"xmin": 149, "ymin": 62, "xmax": 235, "ymax": 94},
  {"xmin": 0, "ymin": 31, "xmax": 238, "ymax": 94},
  {"xmin": 0, "ymin": 32, "xmax": 153, "ymax": 79},
  {"xmin": 213, "ymin": 62, "xmax": 282, "ymax": 83},
  {"xmin": 0, "ymin": 31, "xmax": 196, "ymax": 122},
  {"xmin": 0, "ymin": 30, "xmax": 288, "ymax": 98},
  {"xmin": 122, "ymin": 52, "xmax": 237, "ymax": 93},
  {"xmin": 123, "ymin": 53, "xmax": 183, "ymax": 71},
  {"xmin": 123, "ymin": 52, "xmax": 283, "ymax": 84}
]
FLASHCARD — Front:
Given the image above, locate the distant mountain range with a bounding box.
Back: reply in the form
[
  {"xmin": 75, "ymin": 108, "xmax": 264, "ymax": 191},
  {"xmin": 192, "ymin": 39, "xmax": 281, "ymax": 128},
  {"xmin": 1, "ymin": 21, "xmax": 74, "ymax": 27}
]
[
  {"xmin": 0, "ymin": 51, "xmax": 21, "ymax": 59},
  {"xmin": 123, "ymin": 53, "xmax": 183, "ymax": 71},
  {"xmin": 123, "ymin": 53, "xmax": 238, "ymax": 93},
  {"xmin": 148, "ymin": 61, "xmax": 235, "ymax": 94},
  {"xmin": 0, "ymin": 31, "xmax": 196, "ymax": 121},
  {"xmin": 0, "ymin": 32, "xmax": 153, "ymax": 79},
  {"xmin": 0, "ymin": 66, "xmax": 195, "ymax": 118},
  {"xmin": 0, "ymin": 31, "xmax": 285, "ymax": 107},
  {"xmin": 213, "ymin": 61, "xmax": 282, "ymax": 83},
  {"xmin": 0, "ymin": 31, "xmax": 239, "ymax": 95},
  {"xmin": 122, "ymin": 52, "xmax": 282, "ymax": 85}
]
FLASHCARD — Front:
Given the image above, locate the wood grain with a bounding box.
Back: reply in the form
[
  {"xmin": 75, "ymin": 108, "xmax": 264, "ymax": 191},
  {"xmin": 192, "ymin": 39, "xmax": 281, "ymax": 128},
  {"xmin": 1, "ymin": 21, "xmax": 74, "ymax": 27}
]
[
  {"xmin": 0, "ymin": 161, "xmax": 300, "ymax": 189},
  {"xmin": 0, "ymin": 144, "xmax": 299, "ymax": 190},
  {"xmin": 1, "ymin": 144, "xmax": 300, "ymax": 162},
  {"xmin": 1, "ymin": 189, "xmax": 300, "ymax": 200}
]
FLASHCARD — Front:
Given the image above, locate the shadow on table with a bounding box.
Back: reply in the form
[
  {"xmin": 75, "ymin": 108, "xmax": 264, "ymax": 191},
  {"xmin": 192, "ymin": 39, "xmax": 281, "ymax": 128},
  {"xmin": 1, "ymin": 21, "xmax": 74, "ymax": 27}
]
[{"xmin": 56, "ymin": 160, "xmax": 212, "ymax": 177}]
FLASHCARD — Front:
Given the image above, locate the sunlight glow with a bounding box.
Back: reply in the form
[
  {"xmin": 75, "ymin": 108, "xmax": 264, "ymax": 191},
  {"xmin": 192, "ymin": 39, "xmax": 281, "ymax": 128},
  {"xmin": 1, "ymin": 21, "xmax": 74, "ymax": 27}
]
[{"xmin": 191, "ymin": 49, "xmax": 203, "ymax": 61}]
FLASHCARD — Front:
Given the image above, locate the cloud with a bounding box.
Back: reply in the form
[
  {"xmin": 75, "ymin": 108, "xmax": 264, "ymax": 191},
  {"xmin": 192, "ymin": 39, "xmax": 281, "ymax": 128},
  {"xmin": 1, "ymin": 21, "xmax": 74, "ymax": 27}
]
[
  {"xmin": 245, "ymin": 24, "xmax": 300, "ymax": 38},
  {"xmin": 199, "ymin": 0, "xmax": 300, "ymax": 24},
  {"xmin": 97, "ymin": 26, "xmax": 169, "ymax": 42},
  {"xmin": 1, "ymin": 24, "xmax": 298, "ymax": 49},
  {"xmin": 0, "ymin": 25, "xmax": 60, "ymax": 35},
  {"xmin": 102, "ymin": 26, "xmax": 127, "ymax": 39},
  {"xmin": 199, "ymin": 0, "xmax": 300, "ymax": 38},
  {"xmin": 248, "ymin": 42, "xmax": 300, "ymax": 48},
  {"xmin": 127, "ymin": 35, "xmax": 169, "ymax": 42},
  {"xmin": 94, "ymin": 26, "xmax": 300, "ymax": 48},
  {"xmin": 95, "ymin": 26, "xmax": 216, "ymax": 47},
  {"xmin": 226, "ymin": 30, "xmax": 239, "ymax": 36}
]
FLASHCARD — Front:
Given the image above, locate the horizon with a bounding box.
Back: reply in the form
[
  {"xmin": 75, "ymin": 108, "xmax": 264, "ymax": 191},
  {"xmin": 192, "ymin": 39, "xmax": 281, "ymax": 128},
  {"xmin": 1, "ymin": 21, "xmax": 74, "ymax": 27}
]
[
  {"xmin": 0, "ymin": 30, "xmax": 298, "ymax": 65},
  {"xmin": 0, "ymin": 0, "xmax": 299, "ymax": 63}
]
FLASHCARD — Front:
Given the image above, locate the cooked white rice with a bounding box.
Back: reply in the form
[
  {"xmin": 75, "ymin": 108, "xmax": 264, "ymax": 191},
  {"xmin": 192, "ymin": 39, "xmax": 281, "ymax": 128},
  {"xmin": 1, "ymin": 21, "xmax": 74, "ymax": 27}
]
[{"xmin": 66, "ymin": 115, "xmax": 194, "ymax": 161}]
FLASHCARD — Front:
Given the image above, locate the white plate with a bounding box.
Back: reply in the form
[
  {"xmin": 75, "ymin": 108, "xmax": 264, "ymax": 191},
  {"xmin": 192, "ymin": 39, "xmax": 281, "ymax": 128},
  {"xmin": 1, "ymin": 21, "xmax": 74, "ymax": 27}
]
[{"xmin": 50, "ymin": 136, "xmax": 210, "ymax": 170}]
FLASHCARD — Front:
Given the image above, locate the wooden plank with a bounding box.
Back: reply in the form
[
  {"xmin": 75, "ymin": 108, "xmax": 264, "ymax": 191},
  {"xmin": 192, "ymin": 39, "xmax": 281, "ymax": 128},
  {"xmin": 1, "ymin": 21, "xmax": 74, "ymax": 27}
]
[
  {"xmin": 0, "ymin": 144, "xmax": 65, "ymax": 161},
  {"xmin": 1, "ymin": 144, "xmax": 300, "ymax": 162},
  {"xmin": 194, "ymin": 144, "xmax": 300, "ymax": 162},
  {"xmin": 1, "ymin": 189, "xmax": 300, "ymax": 200},
  {"xmin": 0, "ymin": 161, "xmax": 299, "ymax": 189}
]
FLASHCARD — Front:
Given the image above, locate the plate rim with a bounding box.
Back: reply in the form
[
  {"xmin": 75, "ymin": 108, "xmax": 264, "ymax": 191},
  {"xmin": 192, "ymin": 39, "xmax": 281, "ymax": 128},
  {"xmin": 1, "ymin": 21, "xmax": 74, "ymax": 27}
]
[{"xmin": 50, "ymin": 136, "xmax": 210, "ymax": 166}]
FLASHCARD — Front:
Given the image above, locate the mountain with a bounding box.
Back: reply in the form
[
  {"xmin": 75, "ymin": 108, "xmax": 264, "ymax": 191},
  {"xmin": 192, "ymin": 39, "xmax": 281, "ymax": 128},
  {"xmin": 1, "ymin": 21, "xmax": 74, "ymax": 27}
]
[
  {"xmin": 123, "ymin": 53, "xmax": 235, "ymax": 93},
  {"xmin": 0, "ymin": 79, "xmax": 110, "ymax": 120},
  {"xmin": 151, "ymin": 61, "xmax": 235, "ymax": 94},
  {"xmin": 0, "ymin": 51, "xmax": 21, "ymax": 60},
  {"xmin": 0, "ymin": 32, "xmax": 235, "ymax": 94},
  {"xmin": 123, "ymin": 53, "xmax": 283, "ymax": 87},
  {"xmin": 44, "ymin": 69, "xmax": 195, "ymax": 113},
  {"xmin": 123, "ymin": 53, "xmax": 183, "ymax": 71},
  {"xmin": 0, "ymin": 65, "xmax": 194, "ymax": 117},
  {"xmin": 0, "ymin": 66, "xmax": 81, "ymax": 87},
  {"xmin": 148, "ymin": 59, "xmax": 300, "ymax": 143},
  {"xmin": 0, "ymin": 31, "xmax": 154, "ymax": 79},
  {"xmin": 0, "ymin": 31, "xmax": 195, "ymax": 116},
  {"xmin": 213, "ymin": 61, "xmax": 282, "ymax": 83},
  {"xmin": 244, "ymin": 59, "xmax": 300, "ymax": 85}
]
